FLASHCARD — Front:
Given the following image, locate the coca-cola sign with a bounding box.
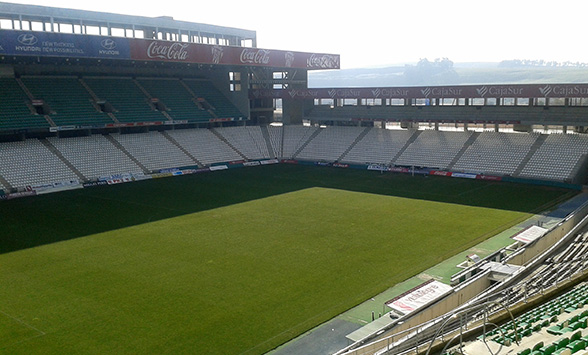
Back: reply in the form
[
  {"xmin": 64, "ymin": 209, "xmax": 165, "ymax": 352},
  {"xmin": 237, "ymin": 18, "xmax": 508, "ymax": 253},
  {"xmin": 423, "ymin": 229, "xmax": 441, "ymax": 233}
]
[
  {"xmin": 240, "ymin": 49, "xmax": 271, "ymax": 64},
  {"xmin": 307, "ymin": 54, "xmax": 340, "ymax": 69},
  {"xmin": 147, "ymin": 41, "xmax": 189, "ymax": 61},
  {"xmin": 128, "ymin": 37, "xmax": 339, "ymax": 69}
]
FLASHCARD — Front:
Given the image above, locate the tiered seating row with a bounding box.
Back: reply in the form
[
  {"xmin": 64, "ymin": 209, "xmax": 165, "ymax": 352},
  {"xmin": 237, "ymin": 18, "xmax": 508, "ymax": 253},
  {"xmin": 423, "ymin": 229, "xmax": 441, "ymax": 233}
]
[
  {"xmin": 0, "ymin": 139, "xmax": 78, "ymax": 188},
  {"xmin": 394, "ymin": 130, "xmax": 473, "ymax": 169},
  {"xmin": 21, "ymin": 77, "xmax": 113, "ymax": 127},
  {"xmin": 83, "ymin": 77, "xmax": 165, "ymax": 123},
  {"xmin": 453, "ymin": 132, "xmax": 539, "ymax": 175},
  {"xmin": 471, "ymin": 283, "xmax": 588, "ymax": 355},
  {"xmin": 0, "ymin": 78, "xmax": 50, "ymax": 130},
  {"xmin": 113, "ymin": 132, "xmax": 195, "ymax": 172},
  {"xmin": 0, "ymin": 76, "xmax": 243, "ymax": 130},
  {"xmin": 282, "ymin": 126, "xmax": 319, "ymax": 159},
  {"xmin": 215, "ymin": 126, "xmax": 270, "ymax": 160},
  {"xmin": 1, "ymin": 126, "xmax": 587, "ymax": 191},
  {"xmin": 296, "ymin": 126, "xmax": 364, "ymax": 162},
  {"xmin": 183, "ymin": 79, "xmax": 242, "ymax": 119},
  {"xmin": 165, "ymin": 128, "xmax": 242, "ymax": 166},
  {"xmin": 520, "ymin": 134, "xmax": 588, "ymax": 182},
  {"xmin": 267, "ymin": 126, "xmax": 284, "ymax": 158},
  {"xmin": 48, "ymin": 135, "xmax": 143, "ymax": 181},
  {"xmin": 341, "ymin": 128, "xmax": 415, "ymax": 165},
  {"xmin": 136, "ymin": 78, "xmax": 212, "ymax": 121}
]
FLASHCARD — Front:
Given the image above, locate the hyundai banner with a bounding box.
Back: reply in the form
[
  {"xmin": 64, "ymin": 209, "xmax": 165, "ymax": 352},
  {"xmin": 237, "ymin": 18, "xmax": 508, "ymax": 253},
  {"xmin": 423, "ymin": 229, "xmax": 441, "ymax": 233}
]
[{"xmin": 0, "ymin": 30, "xmax": 130, "ymax": 59}]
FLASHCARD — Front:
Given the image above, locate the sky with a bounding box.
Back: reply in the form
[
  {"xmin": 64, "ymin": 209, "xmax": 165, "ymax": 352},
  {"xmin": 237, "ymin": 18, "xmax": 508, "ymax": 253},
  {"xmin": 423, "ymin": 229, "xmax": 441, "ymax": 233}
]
[{"xmin": 3, "ymin": 0, "xmax": 587, "ymax": 69}]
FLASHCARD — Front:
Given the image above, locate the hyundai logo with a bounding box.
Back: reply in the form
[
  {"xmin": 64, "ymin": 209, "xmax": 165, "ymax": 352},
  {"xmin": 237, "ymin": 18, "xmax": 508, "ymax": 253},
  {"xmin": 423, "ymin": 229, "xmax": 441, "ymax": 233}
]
[
  {"xmin": 101, "ymin": 39, "xmax": 117, "ymax": 50},
  {"xmin": 17, "ymin": 34, "xmax": 38, "ymax": 46}
]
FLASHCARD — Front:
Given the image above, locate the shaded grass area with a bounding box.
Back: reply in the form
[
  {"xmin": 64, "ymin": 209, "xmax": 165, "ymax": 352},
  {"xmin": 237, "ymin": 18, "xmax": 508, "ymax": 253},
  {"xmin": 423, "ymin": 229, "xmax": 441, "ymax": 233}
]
[
  {"xmin": 0, "ymin": 164, "xmax": 574, "ymax": 254},
  {"xmin": 0, "ymin": 165, "xmax": 576, "ymax": 354}
]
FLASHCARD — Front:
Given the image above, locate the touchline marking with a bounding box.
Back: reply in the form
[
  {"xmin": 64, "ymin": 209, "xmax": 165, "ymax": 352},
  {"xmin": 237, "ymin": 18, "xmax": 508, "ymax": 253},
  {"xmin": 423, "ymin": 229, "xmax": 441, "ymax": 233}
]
[{"xmin": 0, "ymin": 309, "xmax": 46, "ymax": 336}]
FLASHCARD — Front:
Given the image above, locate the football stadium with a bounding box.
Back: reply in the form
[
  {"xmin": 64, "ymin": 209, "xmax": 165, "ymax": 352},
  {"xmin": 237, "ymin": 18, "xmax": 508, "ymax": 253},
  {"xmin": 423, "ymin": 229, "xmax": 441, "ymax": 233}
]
[{"xmin": 1, "ymin": 3, "xmax": 588, "ymax": 355}]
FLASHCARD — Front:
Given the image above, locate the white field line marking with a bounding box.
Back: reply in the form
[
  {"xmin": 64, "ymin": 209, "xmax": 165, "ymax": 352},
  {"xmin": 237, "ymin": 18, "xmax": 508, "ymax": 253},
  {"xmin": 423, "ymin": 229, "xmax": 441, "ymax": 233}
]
[{"xmin": 0, "ymin": 309, "xmax": 46, "ymax": 336}]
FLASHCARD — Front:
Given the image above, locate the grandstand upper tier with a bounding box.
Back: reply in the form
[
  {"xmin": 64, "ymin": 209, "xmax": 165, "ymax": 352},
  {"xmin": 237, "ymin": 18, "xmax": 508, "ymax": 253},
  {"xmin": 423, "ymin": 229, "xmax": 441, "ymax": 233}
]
[{"xmin": 0, "ymin": 2, "xmax": 587, "ymax": 191}]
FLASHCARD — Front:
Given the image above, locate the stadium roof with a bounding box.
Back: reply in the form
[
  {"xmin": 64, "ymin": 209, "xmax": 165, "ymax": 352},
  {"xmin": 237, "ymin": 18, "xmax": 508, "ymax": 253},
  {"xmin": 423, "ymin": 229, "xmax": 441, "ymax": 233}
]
[{"xmin": 0, "ymin": 1, "xmax": 256, "ymax": 42}]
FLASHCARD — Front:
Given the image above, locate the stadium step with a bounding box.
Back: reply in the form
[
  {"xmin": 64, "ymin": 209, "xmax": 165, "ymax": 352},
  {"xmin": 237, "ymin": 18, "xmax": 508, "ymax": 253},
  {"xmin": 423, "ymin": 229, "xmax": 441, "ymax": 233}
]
[
  {"xmin": 160, "ymin": 131, "xmax": 204, "ymax": 167},
  {"xmin": 14, "ymin": 77, "xmax": 35, "ymax": 100},
  {"xmin": 260, "ymin": 125, "xmax": 277, "ymax": 159},
  {"xmin": 132, "ymin": 79, "xmax": 174, "ymax": 122},
  {"xmin": 104, "ymin": 134, "xmax": 150, "ymax": 174},
  {"xmin": 291, "ymin": 128, "xmax": 322, "ymax": 159},
  {"xmin": 514, "ymin": 134, "xmax": 548, "ymax": 176},
  {"xmin": 209, "ymin": 128, "xmax": 247, "ymax": 160},
  {"xmin": 0, "ymin": 173, "xmax": 13, "ymax": 192},
  {"xmin": 40, "ymin": 138, "xmax": 87, "ymax": 182},
  {"xmin": 338, "ymin": 126, "xmax": 372, "ymax": 162},
  {"xmin": 390, "ymin": 129, "xmax": 422, "ymax": 164},
  {"xmin": 446, "ymin": 132, "xmax": 480, "ymax": 170}
]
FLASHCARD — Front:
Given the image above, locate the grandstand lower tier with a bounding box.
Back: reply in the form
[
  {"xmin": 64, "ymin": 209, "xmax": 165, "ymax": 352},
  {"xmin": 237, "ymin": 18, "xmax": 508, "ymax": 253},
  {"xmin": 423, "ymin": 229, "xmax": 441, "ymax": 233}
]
[
  {"xmin": 0, "ymin": 125, "xmax": 586, "ymax": 195},
  {"xmin": 331, "ymin": 193, "xmax": 588, "ymax": 355}
]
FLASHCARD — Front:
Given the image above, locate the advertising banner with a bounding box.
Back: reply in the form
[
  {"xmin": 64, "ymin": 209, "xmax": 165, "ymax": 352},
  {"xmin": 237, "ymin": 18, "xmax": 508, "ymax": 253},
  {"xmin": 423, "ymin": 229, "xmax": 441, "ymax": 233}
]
[
  {"xmin": 385, "ymin": 280, "xmax": 453, "ymax": 315},
  {"xmin": 0, "ymin": 29, "xmax": 339, "ymax": 69},
  {"xmin": 389, "ymin": 167, "xmax": 410, "ymax": 173},
  {"xmin": 430, "ymin": 170, "xmax": 453, "ymax": 177},
  {"xmin": 128, "ymin": 38, "xmax": 340, "ymax": 69},
  {"xmin": 367, "ymin": 164, "xmax": 389, "ymax": 171},
  {"xmin": 209, "ymin": 165, "xmax": 228, "ymax": 171},
  {"xmin": 476, "ymin": 174, "xmax": 502, "ymax": 181},
  {"xmin": 452, "ymin": 172, "xmax": 478, "ymax": 179},
  {"xmin": 250, "ymin": 83, "xmax": 588, "ymax": 100},
  {"xmin": 512, "ymin": 225, "xmax": 548, "ymax": 244},
  {"xmin": 0, "ymin": 30, "xmax": 130, "ymax": 60}
]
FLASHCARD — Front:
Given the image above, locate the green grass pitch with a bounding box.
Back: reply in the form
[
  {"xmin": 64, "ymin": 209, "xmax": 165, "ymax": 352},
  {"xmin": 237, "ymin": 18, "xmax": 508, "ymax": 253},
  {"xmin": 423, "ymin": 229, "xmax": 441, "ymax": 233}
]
[{"xmin": 0, "ymin": 165, "xmax": 575, "ymax": 354}]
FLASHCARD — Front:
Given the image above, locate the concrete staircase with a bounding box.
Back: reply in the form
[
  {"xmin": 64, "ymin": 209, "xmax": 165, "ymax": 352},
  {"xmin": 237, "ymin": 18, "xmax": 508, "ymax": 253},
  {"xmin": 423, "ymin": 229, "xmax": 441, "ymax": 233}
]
[
  {"xmin": 161, "ymin": 131, "xmax": 203, "ymax": 167},
  {"xmin": 513, "ymin": 134, "xmax": 548, "ymax": 176},
  {"xmin": 40, "ymin": 138, "xmax": 87, "ymax": 182},
  {"xmin": 446, "ymin": 132, "xmax": 480, "ymax": 170},
  {"xmin": 292, "ymin": 128, "xmax": 322, "ymax": 159},
  {"xmin": 260, "ymin": 125, "xmax": 277, "ymax": 159},
  {"xmin": 104, "ymin": 135, "xmax": 150, "ymax": 174},
  {"xmin": 210, "ymin": 128, "xmax": 247, "ymax": 160},
  {"xmin": 0, "ymin": 174, "xmax": 13, "ymax": 192},
  {"xmin": 337, "ymin": 127, "xmax": 372, "ymax": 162},
  {"xmin": 390, "ymin": 130, "xmax": 422, "ymax": 164}
]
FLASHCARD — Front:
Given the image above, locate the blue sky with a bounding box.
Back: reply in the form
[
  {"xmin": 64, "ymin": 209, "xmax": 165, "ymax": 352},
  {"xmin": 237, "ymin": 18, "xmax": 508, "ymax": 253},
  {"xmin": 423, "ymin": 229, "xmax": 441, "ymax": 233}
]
[{"xmin": 5, "ymin": 0, "xmax": 587, "ymax": 69}]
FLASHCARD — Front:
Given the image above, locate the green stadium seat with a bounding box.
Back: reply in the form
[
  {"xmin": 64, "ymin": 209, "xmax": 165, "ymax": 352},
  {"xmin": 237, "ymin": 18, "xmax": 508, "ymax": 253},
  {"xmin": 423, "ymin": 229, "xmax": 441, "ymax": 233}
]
[
  {"xmin": 549, "ymin": 325, "xmax": 565, "ymax": 335},
  {"xmin": 534, "ymin": 341, "xmax": 545, "ymax": 351},
  {"xmin": 554, "ymin": 337, "xmax": 570, "ymax": 350},
  {"xmin": 518, "ymin": 348, "xmax": 531, "ymax": 355},
  {"xmin": 541, "ymin": 344, "xmax": 557, "ymax": 355},
  {"xmin": 571, "ymin": 331, "xmax": 583, "ymax": 342},
  {"xmin": 567, "ymin": 340, "xmax": 586, "ymax": 353}
]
